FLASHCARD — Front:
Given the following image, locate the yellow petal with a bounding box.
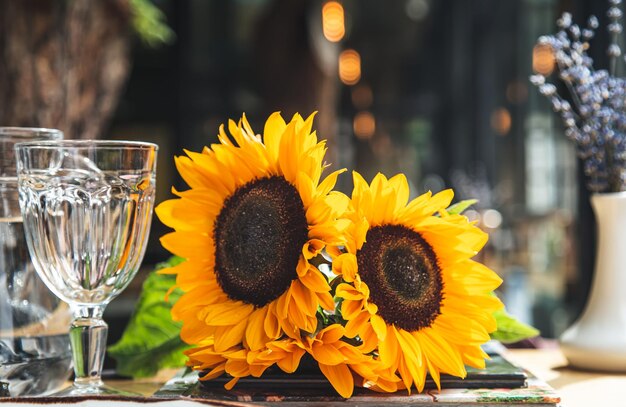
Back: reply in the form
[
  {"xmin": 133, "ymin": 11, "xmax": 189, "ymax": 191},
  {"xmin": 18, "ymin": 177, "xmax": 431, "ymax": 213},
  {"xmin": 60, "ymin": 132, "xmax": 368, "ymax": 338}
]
[
  {"xmin": 358, "ymin": 324, "xmax": 379, "ymax": 354},
  {"xmin": 397, "ymin": 358, "xmax": 414, "ymax": 393},
  {"xmin": 458, "ymin": 344, "xmax": 489, "ymax": 369},
  {"xmin": 341, "ymin": 299, "xmax": 364, "ymax": 320},
  {"xmin": 425, "ymin": 357, "xmax": 440, "ymax": 390},
  {"xmin": 290, "ymin": 280, "xmax": 317, "ymax": 317},
  {"xmin": 424, "ymin": 189, "xmax": 454, "ymax": 214},
  {"xmin": 296, "ymin": 171, "xmax": 316, "ymax": 209},
  {"xmin": 245, "ymin": 307, "xmax": 269, "ymax": 351},
  {"xmin": 378, "ymin": 331, "xmax": 399, "ymax": 367},
  {"xmin": 276, "ymin": 346, "xmax": 306, "ymax": 373},
  {"xmin": 387, "ymin": 173, "xmax": 410, "ymax": 214},
  {"xmin": 317, "ymin": 291, "xmax": 335, "ymax": 311},
  {"xmin": 213, "ymin": 318, "xmax": 247, "ymax": 352},
  {"xmin": 332, "ymin": 254, "xmax": 358, "ymax": 282},
  {"xmin": 287, "ymin": 295, "xmax": 313, "ymax": 331},
  {"xmin": 299, "ymin": 267, "xmax": 331, "ymax": 293},
  {"xmin": 319, "ymin": 363, "xmax": 354, "ymax": 398},
  {"xmin": 240, "ymin": 113, "xmax": 256, "ymax": 138},
  {"xmin": 310, "ymin": 343, "xmax": 345, "ymax": 366},
  {"xmin": 199, "ymin": 364, "xmax": 226, "ymax": 381},
  {"xmin": 317, "ymin": 169, "xmax": 347, "ymax": 197},
  {"xmin": 264, "ymin": 303, "xmax": 282, "ymax": 339},
  {"xmin": 160, "ymin": 232, "xmax": 213, "ymax": 260},
  {"xmin": 345, "ymin": 310, "xmax": 369, "ymax": 338},
  {"xmin": 417, "ymin": 329, "xmax": 466, "ymax": 378},
  {"xmin": 394, "ymin": 327, "xmax": 422, "ymax": 367},
  {"xmin": 205, "ymin": 302, "xmax": 254, "ymax": 326},
  {"xmin": 155, "ymin": 199, "xmax": 188, "ymax": 230},
  {"xmin": 370, "ymin": 314, "xmax": 387, "ymax": 341},
  {"xmin": 278, "ymin": 121, "xmax": 299, "ymax": 182},
  {"xmin": 336, "ymin": 282, "xmax": 364, "ymax": 301},
  {"xmin": 302, "ymin": 239, "xmax": 325, "ymax": 260},
  {"xmin": 319, "ymin": 324, "xmax": 345, "ymax": 343},
  {"xmin": 447, "ymin": 261, "xmax": 503, "ymax": 294},
  {"xmin": 263, "ymin": 112, "xmax": 287, "ymax": 166},
  {"xmin": 225, "ymin": 359, "xmax": 250, "ymax": 378},
  {"xmin": 433, "ymin": 313, "xmax": 491, "ymax": 346},
  {"xmin": 224, "ymin": 376, "xmax": 240, "ymax": 390}
]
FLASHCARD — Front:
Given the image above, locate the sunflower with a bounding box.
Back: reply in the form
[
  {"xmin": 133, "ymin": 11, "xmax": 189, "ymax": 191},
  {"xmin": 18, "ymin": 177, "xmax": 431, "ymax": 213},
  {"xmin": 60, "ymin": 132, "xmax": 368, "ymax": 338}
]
[
  {"xmin": 156, "ymin": 112, "xmax": 349, "ymax": 367},
  {"xmin": 333, "ymin": 172, "xmax": 503, "ymax": 392}
]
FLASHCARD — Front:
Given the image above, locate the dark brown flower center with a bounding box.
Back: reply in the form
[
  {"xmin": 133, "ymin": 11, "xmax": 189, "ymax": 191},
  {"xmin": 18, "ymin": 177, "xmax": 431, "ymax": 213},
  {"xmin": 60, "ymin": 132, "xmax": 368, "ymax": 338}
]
[
  {"xmin": 356, "ymin": 224, "xmax": 443, "ymax": 331},
  {"xmin": 214, "ymin": 176, "xmax": 308, "ymax": 307}
]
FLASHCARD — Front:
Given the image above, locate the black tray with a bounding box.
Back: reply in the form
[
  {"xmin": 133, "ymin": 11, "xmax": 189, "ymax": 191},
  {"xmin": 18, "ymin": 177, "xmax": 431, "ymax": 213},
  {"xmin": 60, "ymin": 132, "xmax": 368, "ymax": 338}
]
[{"xmin": 188, "ymin": 354, "xmax": 527, "ymax": 401}]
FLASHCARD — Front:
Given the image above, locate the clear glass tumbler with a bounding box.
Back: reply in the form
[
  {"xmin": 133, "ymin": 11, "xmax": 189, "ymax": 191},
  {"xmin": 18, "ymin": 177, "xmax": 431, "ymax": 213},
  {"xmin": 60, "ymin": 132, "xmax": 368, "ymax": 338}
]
[
  {"xmin": 0, "ymin": 127, "xmax": 73, "ymax": 397},
  {"xmin": 15, "ymin": 140, "xmax": 157, "ymax": 396}
]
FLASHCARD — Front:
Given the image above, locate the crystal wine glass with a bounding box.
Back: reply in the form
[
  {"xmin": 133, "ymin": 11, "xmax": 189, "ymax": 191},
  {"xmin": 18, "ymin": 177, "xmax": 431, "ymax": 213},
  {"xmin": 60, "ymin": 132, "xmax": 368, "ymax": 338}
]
[{"xmin": 14, "ymin": 140, "xmax": 158, "ymax": 396}]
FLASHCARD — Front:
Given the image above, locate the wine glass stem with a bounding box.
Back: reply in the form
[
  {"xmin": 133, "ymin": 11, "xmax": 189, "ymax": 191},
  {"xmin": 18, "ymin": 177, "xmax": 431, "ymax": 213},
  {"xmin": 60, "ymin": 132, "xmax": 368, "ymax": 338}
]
[{"xmin": 69, "ymin": 306, "xmax": 107, "ymax": 388}]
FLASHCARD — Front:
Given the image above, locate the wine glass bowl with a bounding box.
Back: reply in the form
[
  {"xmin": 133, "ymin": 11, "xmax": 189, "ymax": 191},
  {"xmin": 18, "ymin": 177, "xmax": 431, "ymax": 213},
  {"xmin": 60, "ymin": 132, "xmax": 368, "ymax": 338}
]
[{"xmin": 15, "ymin": 140, "xmax": 157, "ymax": 396}]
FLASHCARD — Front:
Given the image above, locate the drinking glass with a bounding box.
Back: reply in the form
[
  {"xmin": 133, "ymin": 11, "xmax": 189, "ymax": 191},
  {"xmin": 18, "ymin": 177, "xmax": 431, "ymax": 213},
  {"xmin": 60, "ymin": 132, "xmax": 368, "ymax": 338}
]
[
  {"xmin": 0, "ymin": 127, "xmax": 73, "ymax": 397},
  {"xmin": 15, "ymin": 140, "xmax": 158, "ymax": 396}
]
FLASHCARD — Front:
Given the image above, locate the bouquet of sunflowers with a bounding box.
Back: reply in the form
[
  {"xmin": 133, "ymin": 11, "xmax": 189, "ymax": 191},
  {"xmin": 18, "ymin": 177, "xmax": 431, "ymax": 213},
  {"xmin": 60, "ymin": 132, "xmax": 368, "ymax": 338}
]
[
  {"xmin": 110, "ymin": 112, "xmax": 538, "ymax": 398},
  {"xmin": 151, "ymin": 112, "xmax": 508, "ymax": 397}
]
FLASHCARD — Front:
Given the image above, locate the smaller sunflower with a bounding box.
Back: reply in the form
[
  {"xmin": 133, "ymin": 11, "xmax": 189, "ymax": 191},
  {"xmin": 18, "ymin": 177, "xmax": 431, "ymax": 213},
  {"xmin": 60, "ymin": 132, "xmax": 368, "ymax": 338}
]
[
  {"xmin": 156, "ymin": 112, "xmax": 349, "ymax": 372},
  {"xmin": 334, "ymin": 172, "xmax": 503, "ymax": 392}
]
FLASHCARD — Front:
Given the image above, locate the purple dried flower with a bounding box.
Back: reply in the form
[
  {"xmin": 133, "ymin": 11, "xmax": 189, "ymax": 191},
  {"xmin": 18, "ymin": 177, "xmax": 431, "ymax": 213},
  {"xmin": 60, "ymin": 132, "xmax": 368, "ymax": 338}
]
[
  {"xmin": 531, "ymin": 5, "xmax": 626, "ymax": 192},
  {"xmin": 608, "ymin": 7, "xmax": 623, "ymax": 19},
  {"xmin": 608, "ymin": 44, "xmax": 622, "ymax": 57}
]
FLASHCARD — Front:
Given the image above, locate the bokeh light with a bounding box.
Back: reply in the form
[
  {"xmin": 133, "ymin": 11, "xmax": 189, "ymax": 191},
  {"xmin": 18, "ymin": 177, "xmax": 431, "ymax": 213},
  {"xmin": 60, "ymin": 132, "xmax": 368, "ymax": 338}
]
[
  {"xmin": 490, "ymin": 107, "xmax": 512, "ymax": 136},
  {"xmin": 353, "ymin": 111, "xmax": 376, "ymax": 139},
  {"xmin": 339, "ymin": 49, "xmax": 361, "ymax": 85},
  {"xmin": 322, "ymin": 1, "xmax": 345, "ymax": 42},
  {"xmin": 532, "ymin": 44, "xmax": 555, "ymax": 75}
]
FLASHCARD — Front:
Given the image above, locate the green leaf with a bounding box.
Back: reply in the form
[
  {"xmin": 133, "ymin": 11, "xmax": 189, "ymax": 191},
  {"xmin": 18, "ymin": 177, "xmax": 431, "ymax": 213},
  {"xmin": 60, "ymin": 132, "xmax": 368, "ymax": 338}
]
[
  {"xmin": 446, "ymin": 199, "xmax": 478, "ymax": 215},
  {"xmin": 108, "ymin": 256, "xmax": 189, "ymax": 378},
  {"xmin": 491, "ymin": 308, "xmax": 540, "ymax": 344},
  {"xmin": 129, "ymin": 0, "xmax": 175, "ymax": 48}
]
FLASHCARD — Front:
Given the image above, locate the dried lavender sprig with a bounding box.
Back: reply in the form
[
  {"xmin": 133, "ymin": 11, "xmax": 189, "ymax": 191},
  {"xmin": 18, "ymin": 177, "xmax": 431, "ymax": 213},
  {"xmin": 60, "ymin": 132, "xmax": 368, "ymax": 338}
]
[
  {"xmin": 607, "ymin": 0, "xmax": 623, "ymax": 75},
  {"xmin": 531, "ymin": 4, "xmax": 626, "ymax": 193}
]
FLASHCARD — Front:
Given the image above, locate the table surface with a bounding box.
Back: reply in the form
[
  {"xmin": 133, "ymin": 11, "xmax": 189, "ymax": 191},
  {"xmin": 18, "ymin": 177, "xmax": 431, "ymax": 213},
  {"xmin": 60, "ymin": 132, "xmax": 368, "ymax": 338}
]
[
  {"xmin": 504, "ymin": 348, "xmax": 626, "ymax": 407},
  {"xmin": 4, "ymin": 348, "xmax": 626, "ymax": 406},
  {"xmin": 106, "ymin": 348, "xmax": 626, "ymax": 406}
]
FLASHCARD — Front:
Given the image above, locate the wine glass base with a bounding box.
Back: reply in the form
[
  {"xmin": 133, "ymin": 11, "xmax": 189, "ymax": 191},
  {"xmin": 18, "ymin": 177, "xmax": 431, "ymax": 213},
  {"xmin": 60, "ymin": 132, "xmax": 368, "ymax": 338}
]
[{"xmin": 51, "ymin": 383, "xmax": 141, "ymax": 397}]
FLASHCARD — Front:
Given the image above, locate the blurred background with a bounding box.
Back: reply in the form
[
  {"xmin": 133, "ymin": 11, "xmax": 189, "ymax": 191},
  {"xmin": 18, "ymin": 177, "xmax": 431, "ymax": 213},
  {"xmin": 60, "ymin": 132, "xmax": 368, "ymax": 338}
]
[{"xmin": 0, "ymin": 0, "xmax": 618, "ymax": 353}]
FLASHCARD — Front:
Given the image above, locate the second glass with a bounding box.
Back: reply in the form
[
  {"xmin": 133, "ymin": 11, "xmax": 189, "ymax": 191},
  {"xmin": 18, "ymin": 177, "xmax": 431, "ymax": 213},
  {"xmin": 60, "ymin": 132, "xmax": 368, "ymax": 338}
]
[
  {"xmin": 0, "ymin": 127, "xmax": 70, "ymax": 397},
  {"xmin": 15, "ymin": 140, "xmax": 158, "ymax": 396}
]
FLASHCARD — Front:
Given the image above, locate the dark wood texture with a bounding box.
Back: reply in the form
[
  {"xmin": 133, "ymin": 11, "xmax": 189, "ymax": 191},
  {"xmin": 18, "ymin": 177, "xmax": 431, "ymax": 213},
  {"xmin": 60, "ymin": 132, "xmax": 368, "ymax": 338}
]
[{"xmin": 0, "ymin": 0, "xmax": 132, "ymax": 139}]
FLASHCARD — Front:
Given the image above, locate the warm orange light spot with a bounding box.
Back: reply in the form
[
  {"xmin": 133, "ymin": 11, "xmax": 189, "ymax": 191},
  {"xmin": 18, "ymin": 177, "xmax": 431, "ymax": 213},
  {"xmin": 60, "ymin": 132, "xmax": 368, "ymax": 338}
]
[
  {"xmin": 532, "ymin": 44, "xmax": 555, "ymax": 75},
  {"xmin": 351, "ymin": 84, "xmax": 373, "ymax": 109},
  {"xmin": 353, "ymin": 111, "xmax": 376, "ymax": 139},
  {"xmin": 339, "ymin": 49, "xmax": 361, "ymax": 85},
  {"xmin": 322, "ymin": 1, "xmax": 345, "ymax": 42},
  {"xmin": 490, "ymin": 107, "xmax": 512, "ymax": 136}
]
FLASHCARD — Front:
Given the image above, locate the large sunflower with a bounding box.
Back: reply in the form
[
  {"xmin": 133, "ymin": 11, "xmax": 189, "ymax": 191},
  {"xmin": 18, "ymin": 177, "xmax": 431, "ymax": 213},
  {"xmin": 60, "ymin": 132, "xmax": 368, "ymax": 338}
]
[
  {"xmin": 156, "ymin": 112, "xmax": 348, "ymax": 362},
  {"xmin": 333, "ymin": 172, "xmax": 503, "ymax": 392}
]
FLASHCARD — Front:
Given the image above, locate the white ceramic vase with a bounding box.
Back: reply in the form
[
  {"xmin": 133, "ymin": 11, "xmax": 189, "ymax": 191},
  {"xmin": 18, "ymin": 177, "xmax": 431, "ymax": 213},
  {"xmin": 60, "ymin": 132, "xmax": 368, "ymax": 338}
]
[{"xmin": 560, "ymin": 191, "xmax": 626, "ymax": 371}]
